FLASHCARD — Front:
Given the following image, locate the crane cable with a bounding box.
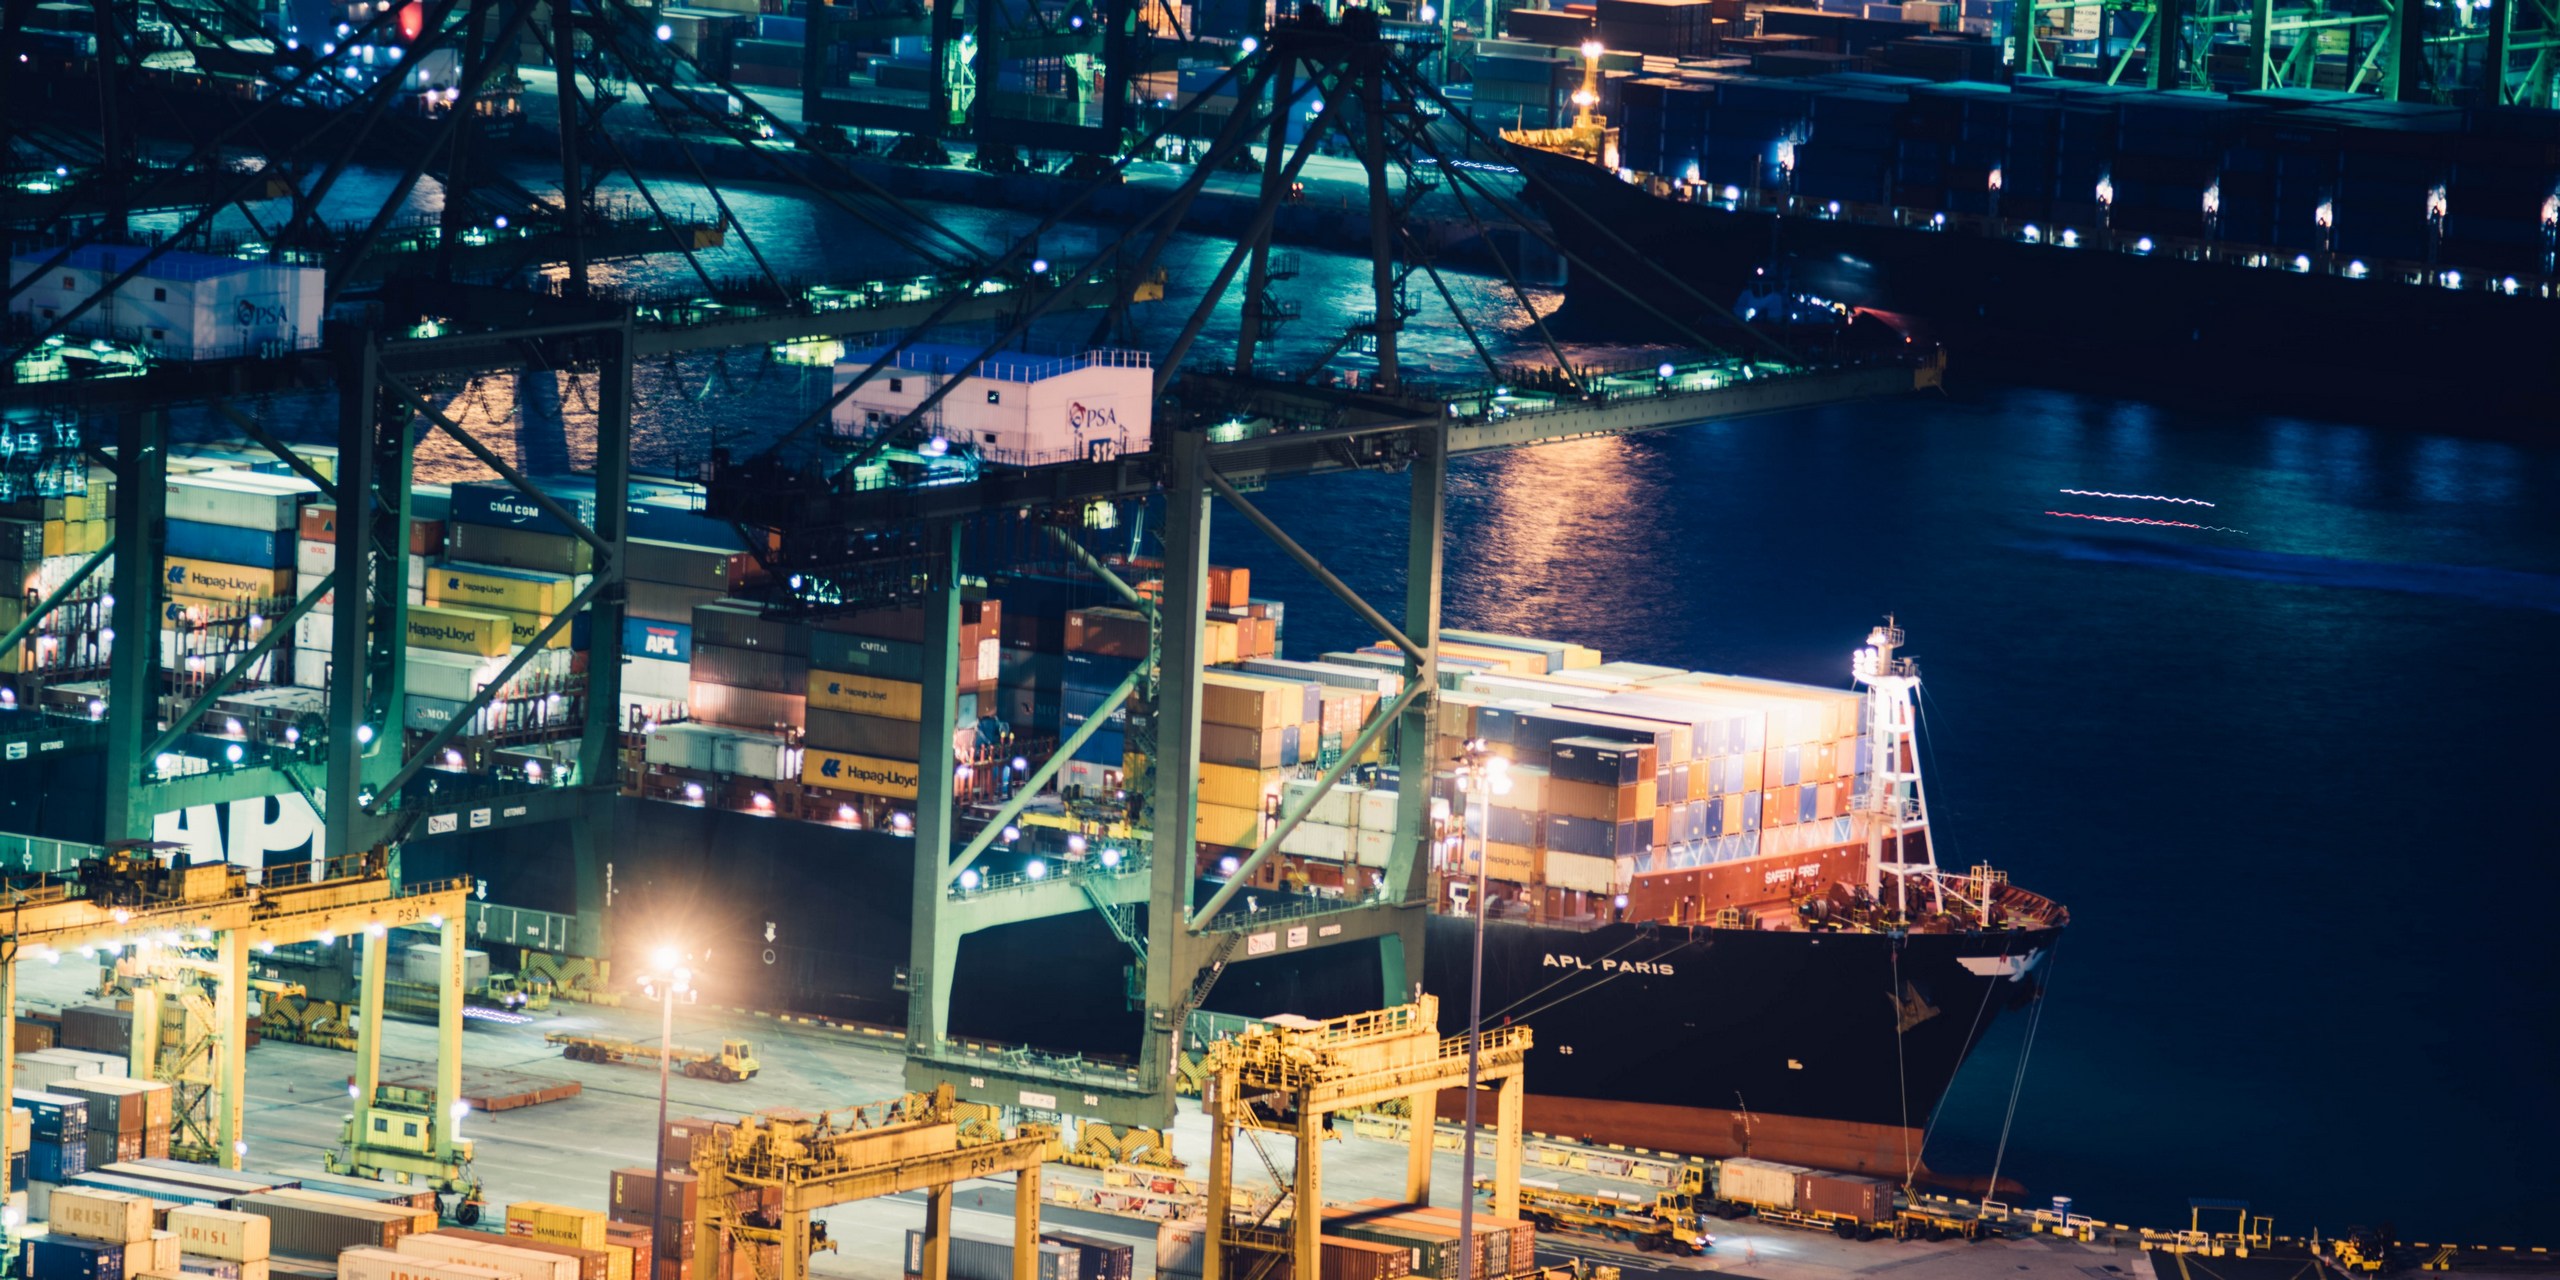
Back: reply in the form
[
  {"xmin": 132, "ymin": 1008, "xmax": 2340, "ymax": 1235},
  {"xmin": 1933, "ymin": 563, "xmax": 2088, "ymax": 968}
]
[{"xmin": 1980, "ymin": 939, "xmax": 2061, "ymax": 1218}]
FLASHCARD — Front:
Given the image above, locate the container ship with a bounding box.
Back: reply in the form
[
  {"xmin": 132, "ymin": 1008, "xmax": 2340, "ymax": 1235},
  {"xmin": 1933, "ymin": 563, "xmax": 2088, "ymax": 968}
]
[
  {"xmin": 0, "ymin": 412, "xmax": 2060, "ymax": 1186},
  {"xmin": 1485, "ymin": 31, "xmax": 2560, "ymax": 419}
]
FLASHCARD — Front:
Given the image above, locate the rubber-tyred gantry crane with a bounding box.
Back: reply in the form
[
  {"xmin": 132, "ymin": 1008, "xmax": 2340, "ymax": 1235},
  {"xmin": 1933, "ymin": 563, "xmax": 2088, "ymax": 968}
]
[
  {"xmin": 684, "ymin": 1084, "xmax": 1052, "ymax": 1280},
  {"xmin": 1202, "ymin": 996, "xmax": 1531, "ymax": 1280}
]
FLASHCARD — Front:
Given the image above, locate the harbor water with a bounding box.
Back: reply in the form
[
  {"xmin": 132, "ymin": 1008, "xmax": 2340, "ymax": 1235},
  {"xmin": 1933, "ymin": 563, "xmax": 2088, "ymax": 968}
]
[{"xmin": 152, "ymin": 166, "xmax": 2560, "ymax": 1243}]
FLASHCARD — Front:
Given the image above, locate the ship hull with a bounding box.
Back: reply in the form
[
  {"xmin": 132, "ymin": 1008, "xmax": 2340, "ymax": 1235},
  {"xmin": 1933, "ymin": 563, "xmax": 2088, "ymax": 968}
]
[
  {"xmin": 1503, "ymin": 142, "xmax": 2560, "ymax": 426},
  {"xmin": 409, "ymin": 795, "xmax": 2050, "ymax": 1177}
]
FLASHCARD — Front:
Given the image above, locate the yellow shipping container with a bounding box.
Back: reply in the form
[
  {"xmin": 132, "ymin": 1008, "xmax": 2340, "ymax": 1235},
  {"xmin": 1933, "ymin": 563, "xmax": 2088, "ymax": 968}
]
[
  {"xmin": 428, "ymin": 564, "xmax": 576, "ymax": 616},
  {"xmin": 163, "ymin": 557, "xmax": 293, "ymax": 605},
  {"xmin": 505, "ymin": 1203, "xmax": 608, "ymax": 1251},
  {"xmin": 1195, "ymin": 801, "xmax": 1265, "ymax": 848},
  {"xmin": 406, "ymin": 603, "xmax": 513, "ymax": 657},
  {"xmin": 1198, "ymin": 762, "xmax": 1279, "ymax": 810},
  {"xmin": 802, "ymin": 748, "xmax": 922, "ymax": 798},
  {"xmin": 1562, "ymin": 645, "xmax": 1604, "ymax": 669},
  {"xmin": 598, "ymin": 1245, "xmax": 632, "ymax": 1280},
  {"xmin": 1202, "ymin": 618, "xmax": 1240, "ymax": 665},
  {"xmin": 1436, "ymin": 640, "xmax": 1545, "ymax": 676},
  {"xmin": 493, "ymin": 608, "xmax": 572, "ymax": 651},
  {"xmin": 807, "ymin": 669, "xmax": 925, "ymax": 720},
  {"xmin": 1200, "ymin": 671, "xmax": 1292, "ymax": 729}
]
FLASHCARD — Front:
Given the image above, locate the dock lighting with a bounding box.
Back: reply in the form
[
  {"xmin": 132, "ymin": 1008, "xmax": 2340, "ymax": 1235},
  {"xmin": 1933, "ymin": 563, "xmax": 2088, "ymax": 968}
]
[
  {"xmin": 959, "ymin": 869, "xmax": 981, "ymax": 891},
  {"xmin": 2096, "ymin": 175, "xmax": 2113, "ymax": 206},
  {"xmin": 444, "ymin": 749, "xmax": 463, "ymax": 767},
  {"xmin": 285, "ymin": 726, "xmax": 300, "ymax": 744},
  {"xmin": 752, "ymin": 792, "xmax": 772, "ymax": 810},
  {"xmin": 348, "ymin": 1084, "xmax": 359, "ymax": 1098},
  {"xmin": 1987, "ymin": 167, "xmax": 2002, "ymax": 192},
  {"xmin": 1658, "ymin": 362, "xmax": 1676, "ymax": 379},
  {"xmin": 656, "ymin": 23, "xmax": 673, "ymax": 39},
  {"xmin": 1581, "ymin": 39, "xmax": 1603, "ymax": 58},
  {"xmin": 451, "ymin": 1101, "xmax": 470, "ymax": 1119},
  {"xmin": 366, "ymin": 922, "xmax": 385, "ymax": 938},
  {"xmin": 495, "ymin": 215, "xmax": 509, "ymax": 230},
  {"xmin": 259, "ymin": 940, "xmax": 274, "ymax": 953},
  {"xmin": 225, "ymin": 717, "xmax": 243, "ymax": 735},
  {"xmin": 319, "ymin": 930, "xmax": 335, "ymax": 945},
  {"xmin": 1031, "ymin": 258, "xmax": 1050, "ymax": 274},
  {"xmin": 356, "ymin": 724, "xmax": 375, "ymax": 744},
  {"xmin": 2295, "ymin": 254, "xmax": 2311, "ymax": 271},
  {"xmin": 428, "ymin": 916, "xmax": 444, "ymax": 929},
  {"xmin": 923, "ymin": 436, "xmax": 949, "ymax": 456},
  {"xmin": 2347, "ymin": 260, "xmax": 2367, "ymax": 278},
  {"xmin": 0, "ymin": 689, "xmax": 13, "ymax": 708},
  {"xmin": 1012, "ymin": 757, "xmax": 1030, "ymax": 773},
  {"xmin": 322, "ymin": 42, "xmax": 334, "ymax": 54},
  {"xmin": 837, "ymin": 804, "xmax": 857, "ymax": 823},
  {"xmin": 1219, "ymin": 855, "xmax": 1240, "ymax": 875},
  {"xmin": 2135, "ymin": 237, "xmax": 2154, "ymax": 253},
  {"xmin": 525, "ymin": 760, "xmax": 544, "ymax": 781},
  {"xmin": 1068, "ymin": 834, "xmax": 1089, "ymax": 854},
  {"xmin": 1002, "ymin": 825, "xmax": 1020, "ymax": 843},
  {"xmin": 1100, "ymin": 848, "xmax": 1122, "ymax": 869},
  {"xmin": 1027, "ymin": 859, "xmax": 1048, "ymax": 881},
  {"xmin": 225, "ymin": 744, "xmax": 244, "ymax": 764},
  {"xmin": 1723, "ymin": 185, "xmax": 1741, "ymax": 202},
  {"xmin": 683, "ymin": 782, "xmax": 705, "ymax": 802},
  {"xmin": 2443, "ymin": 270, "xmax": 2462, "ymax": 288},
  {"xmin": 87, "ymin": 699, "xmax": 103, "ymax": 719},
  {"xmin": 2060, "ymin": 229, "xmax": 2079, "ymax": 248},
  {"xmin": 1241, "ymin": 36, "xmax": 1257, "ymax": 54},
  {"xmin": 892, "ymin": 812, "xmax": 913, "ymax": 832},
  {"xmin": 2502, "ymin": 276, "xmax": 2519, "ymax": 295}
]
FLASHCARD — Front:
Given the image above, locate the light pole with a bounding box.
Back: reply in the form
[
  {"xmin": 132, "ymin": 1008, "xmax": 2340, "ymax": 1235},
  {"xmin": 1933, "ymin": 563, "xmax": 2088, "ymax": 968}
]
[
  {"xmin": 1451, "ymin": 739, "xmax": 1509, "ymax": 1280},
  {"xmin": 639, "ymin": 946, "xmax": 695, "ymax": 1280}
]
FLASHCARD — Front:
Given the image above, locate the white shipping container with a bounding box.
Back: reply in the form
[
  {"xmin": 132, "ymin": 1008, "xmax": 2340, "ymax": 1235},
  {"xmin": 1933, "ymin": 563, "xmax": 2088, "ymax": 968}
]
[
  {"xmin": 165, "ymin": 1206, "xmax": 271, "ymax": 1262},
  {"xmin": 295, "ymin": 545, "xmax": 427, "ymax": 594},
  {"xmin": 1718, "ymin": 1158, "xmax": 1805, "ymax": 1209},
  {"xmin": 622, "ymin": 656, "xmax": 691, "ymax": 701},
  {"xmin": 1356, "ymin": 787, "xmax": 1401, "ymax": 831},
  {"xmin": 406, "ymin": 650, "xmax": 497, "ymax": 702},
  {"xmin": 290, "ymin": 648, "xmax": 330, "ymax": 689},
  {"xmin": 341, "ymin": 1247, "xmax": 513, "ymax": 1280},
  {"xmin": 293, "ymin": 611, "xmax": 331, "ymax": 651},
  {"xmin": 48, "ymin": 1049, "xmax": 126, "ymax": 1078},
  {"xmin": 177, "ymin": 1253, "xmax": 272, "ymax": 1280},
  {"xmin": 1545, "ymin": 851, "xmax": 1616, "ymax": 894},
  {"xmin": 1278, "ymin": 820, "xmax": 1351, "ymax": 861},
  {"xmin": 1155, "ymin": 1219, "xmax": 1210, "ymax": 1276},
  {"xmin": 1354, "ymin": 827, "xmax": 1396, "ymax": 868},
  {"xmin": 46, "ymin": 1187, "xmax": 156, "ymax": 1244},
  {"xmin": 164, "ymin": 474, "xmax": 308, "ymax": 531},
  {"xmin": 714, "ymin": 730, "xmax": 796, "ymax": 782},
  {"xmin": 642, "ymin": 722, "xmax": 721, "ymax": 772},
  {"xmin": 13, "ymin": 1048, "xmax": 101, "ymax": 1089},
  {"xmin": 1283, "ymin": 777, "xmax": 1357, "ymax": 827},
  {"xmin": 399, "ymin": 944, "xmax": 493, "ymax": 989},
  {"xmin": 395, "ymin": 1236, "xmax": 577, "ymax": 1280}
]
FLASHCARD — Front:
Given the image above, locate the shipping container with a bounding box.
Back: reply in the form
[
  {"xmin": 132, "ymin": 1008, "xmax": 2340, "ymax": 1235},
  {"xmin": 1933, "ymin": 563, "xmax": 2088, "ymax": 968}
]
[
  {"xmin": 338, "ymin": 1247, "xmax": 513, "ymax": 1280},
  {"xmin": 397, "ymin": 1232, "xmax": 580, "ymax": 1280},
  {"xmin": 48, "ymin": 1187, "xmax": 156, "ymax": 1244},
  {"xmin": 1715, "ymin": 1157, "xmax": 1805, "ymax": 1208},
  {"xmin": 165, "ymin": 1206, "xmax": 272, "ymax": 1261},
  {"xmin": 899, "ymin": 1230, "xmax": 1078, "ymax": 1280}
]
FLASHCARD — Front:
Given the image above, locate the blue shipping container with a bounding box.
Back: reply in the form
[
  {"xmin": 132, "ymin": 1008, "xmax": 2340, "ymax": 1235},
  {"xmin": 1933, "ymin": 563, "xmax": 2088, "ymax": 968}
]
[
  {"xmin": 449, "ymin": 481, "xmax": 599, "ymax": 537},
  {"xmin": 22, "ymin": 1236, "xmax": 123, "ymax": 1280},
  {"xmin": 624, "ymin": 617, "xmax": 694, "ymax": 662},
  {"xmin": 28, "ymin": 1137, "xmax": 87, "ymax": 1183},
  {"xmin": 165, "ymin": 519, "xmax": 295, "ymax": 568}
]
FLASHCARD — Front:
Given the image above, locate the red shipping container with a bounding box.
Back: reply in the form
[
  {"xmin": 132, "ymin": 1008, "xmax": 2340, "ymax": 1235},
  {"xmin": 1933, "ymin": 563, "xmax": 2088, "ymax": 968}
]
[{"xmin": 1795, "ymin": 1170, "xmax": 1894, "ymax": 1224}]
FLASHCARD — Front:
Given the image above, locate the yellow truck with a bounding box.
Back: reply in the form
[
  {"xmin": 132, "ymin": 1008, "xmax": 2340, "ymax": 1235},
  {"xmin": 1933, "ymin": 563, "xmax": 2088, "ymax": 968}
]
[
  {"xmin": 546, "ymin": 1033, "xmax": 760, "ymax": 1081},
  {"xmin": 1485, "ymin": 1170, "xmax": 1716, "ymax": 1255}
]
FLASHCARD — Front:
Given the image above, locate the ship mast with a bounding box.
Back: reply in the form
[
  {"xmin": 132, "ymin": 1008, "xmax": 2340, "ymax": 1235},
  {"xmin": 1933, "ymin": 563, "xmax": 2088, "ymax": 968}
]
[{"xmin": 1853, "ymin": 619, "xmax": 1941, "ymax": 914}]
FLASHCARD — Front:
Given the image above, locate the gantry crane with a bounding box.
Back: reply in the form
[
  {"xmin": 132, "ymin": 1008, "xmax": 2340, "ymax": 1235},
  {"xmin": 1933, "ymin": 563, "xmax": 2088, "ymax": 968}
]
[
  {"xmin": 0, "ymin": 848, "xmax": 468, "ymax": 1182},
  {"xmin": 1202, "ymin": 997, "xmax": 1532, "ymax": 1280},
  {"xmin": 685, "ymin": 1083, "xmax": 1053, "ymax": 1280}
]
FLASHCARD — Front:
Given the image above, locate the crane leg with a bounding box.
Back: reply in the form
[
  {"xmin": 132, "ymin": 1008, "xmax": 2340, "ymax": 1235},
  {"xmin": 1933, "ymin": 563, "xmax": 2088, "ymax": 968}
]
[
  {"xmin": 919, "ymin": 1184, "xmax": 951, "ymax": 1280},
  {"xmin": 1011, "ymin": 1165, "xmax": 1041, "ymax": 1280},
  {"xmin": 1405, "ymin": 1091, "xmax": 1434, "ymax": 1204}
]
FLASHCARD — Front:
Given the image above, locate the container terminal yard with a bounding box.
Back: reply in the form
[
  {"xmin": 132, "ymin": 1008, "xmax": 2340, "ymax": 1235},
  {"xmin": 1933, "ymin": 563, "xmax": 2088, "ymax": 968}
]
[{"xmin": 0, "ymin": 0, "xmax": 2555, "ymax": 1278}]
